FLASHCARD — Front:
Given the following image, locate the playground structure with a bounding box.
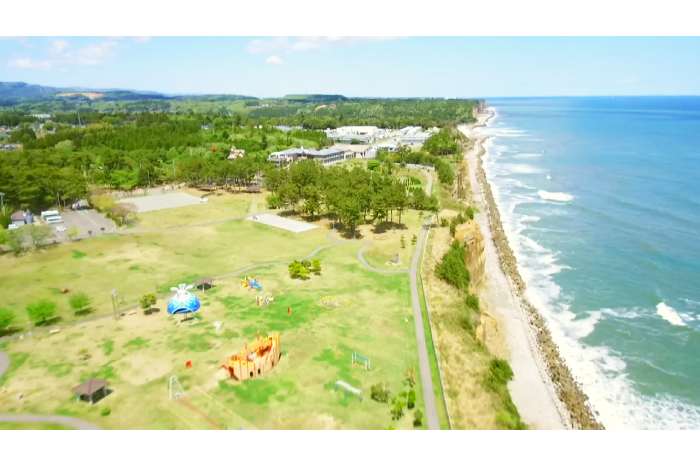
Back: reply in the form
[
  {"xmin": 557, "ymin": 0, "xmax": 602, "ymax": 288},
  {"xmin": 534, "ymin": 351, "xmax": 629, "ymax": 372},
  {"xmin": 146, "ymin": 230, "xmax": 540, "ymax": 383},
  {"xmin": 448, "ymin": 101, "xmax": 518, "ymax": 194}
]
[
  {"xmin": 168, "ymin": 375, "xmax": 186, "ymax": 400},
  {"xmin": 255, "ymin": 295, "xmax": 274, "ymax": 307},
  {"xmin": 221, "ymin": 334, "xmax": 281, "ymax": 381},
  {"xmin": 351, "ymin": 352, "xmax": 372, "ymax": 370},
  {"xmin": 241, "ymin": 276, "xmax": 263, "ymax": 291},
  {"xmin": 334, "ymin": 380, "xmax": 362, "ymax": 400},
  {"xmin": 319, "ymin": 296, "xmax": 340, "ymax": 308},
  {"xmin": 167, "ymin": 283, "xmax": 201, "ymax": 319}
]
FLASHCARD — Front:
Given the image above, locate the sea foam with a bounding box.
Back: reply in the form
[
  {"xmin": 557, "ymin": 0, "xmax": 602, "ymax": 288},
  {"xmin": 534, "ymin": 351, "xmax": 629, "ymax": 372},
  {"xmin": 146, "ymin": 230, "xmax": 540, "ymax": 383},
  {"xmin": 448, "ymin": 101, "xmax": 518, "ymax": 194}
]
[
  {"xmin": 538, "ymin": 190, "xmax": 574, "ymax": 202},
  {"xmin": 656, "ymin": 302, "xmax": 686, "ymax": 327}
]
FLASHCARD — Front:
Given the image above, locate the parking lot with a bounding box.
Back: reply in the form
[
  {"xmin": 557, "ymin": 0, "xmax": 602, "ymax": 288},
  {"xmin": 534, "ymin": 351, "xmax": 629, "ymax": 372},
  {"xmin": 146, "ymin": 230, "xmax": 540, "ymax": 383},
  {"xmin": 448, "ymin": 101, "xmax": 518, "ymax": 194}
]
[{"xmin": 51, "ymin": 209, "xmax": 117, "ymax": 242}]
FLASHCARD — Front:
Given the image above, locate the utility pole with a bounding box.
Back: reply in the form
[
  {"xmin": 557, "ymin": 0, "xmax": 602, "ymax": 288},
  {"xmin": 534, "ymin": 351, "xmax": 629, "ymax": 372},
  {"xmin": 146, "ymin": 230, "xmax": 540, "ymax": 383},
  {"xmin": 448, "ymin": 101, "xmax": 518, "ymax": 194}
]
[{"xmin": 0, "ymin": 192, "xmax": 5, "ymax": 216}]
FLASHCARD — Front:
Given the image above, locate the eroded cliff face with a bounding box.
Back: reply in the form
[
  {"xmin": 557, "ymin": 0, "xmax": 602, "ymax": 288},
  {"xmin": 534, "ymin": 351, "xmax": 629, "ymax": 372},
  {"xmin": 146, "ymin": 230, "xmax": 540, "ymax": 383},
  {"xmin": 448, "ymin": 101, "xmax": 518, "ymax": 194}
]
[
  {"xmin": 454, "ymin": 220, "xmax": 485, "ymax": 292},
  {"xmin": 454, "ymin": 220, "xmax": 506, "ymax": 358}
]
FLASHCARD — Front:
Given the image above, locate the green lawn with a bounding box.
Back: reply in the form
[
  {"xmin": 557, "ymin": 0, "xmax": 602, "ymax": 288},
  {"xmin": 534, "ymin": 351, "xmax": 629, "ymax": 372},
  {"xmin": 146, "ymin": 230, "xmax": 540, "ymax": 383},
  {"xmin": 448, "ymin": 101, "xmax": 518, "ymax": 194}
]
[{"xmin": 0, "ymin": 194, "xmax": 432, "ymax": 429}]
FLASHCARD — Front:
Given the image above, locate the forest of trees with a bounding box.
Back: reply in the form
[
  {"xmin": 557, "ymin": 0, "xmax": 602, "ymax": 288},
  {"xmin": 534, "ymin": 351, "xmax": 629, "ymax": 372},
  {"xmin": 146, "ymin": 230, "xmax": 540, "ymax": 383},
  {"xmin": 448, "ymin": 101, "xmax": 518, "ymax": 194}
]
[
  {"xmin": 0, "ymin": 98, "xmax": 471, "ymax": 217},
  {"xmin": 264, "ymin": 159, "xmax": 439, "ymax": 236}
]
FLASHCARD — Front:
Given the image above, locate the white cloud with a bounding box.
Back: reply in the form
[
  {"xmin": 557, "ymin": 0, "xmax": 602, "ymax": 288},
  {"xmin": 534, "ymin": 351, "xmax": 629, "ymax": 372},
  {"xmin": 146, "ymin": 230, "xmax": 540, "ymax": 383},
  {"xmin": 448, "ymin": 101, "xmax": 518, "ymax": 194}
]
[
  {"xmin": 8, "ymin": 57, "xmax": 52, "ymax": 70},
  {"xmin": 247, "ymin": 36, "xmax": 396, "ymax": 57},
  {"xmin": 265, "ymin": 55, "xmax": 284, "ymax": 65},
  {"xmin": 49, "ymin": 39, "xmax": 69, "ymax": 55},
  {"xmin": 7, "ymin": 38, "xmax": 119, "ymax": 70},
  {"xmin": 132, "ymin": 37, "xmax": 151, "ymax": 43}
]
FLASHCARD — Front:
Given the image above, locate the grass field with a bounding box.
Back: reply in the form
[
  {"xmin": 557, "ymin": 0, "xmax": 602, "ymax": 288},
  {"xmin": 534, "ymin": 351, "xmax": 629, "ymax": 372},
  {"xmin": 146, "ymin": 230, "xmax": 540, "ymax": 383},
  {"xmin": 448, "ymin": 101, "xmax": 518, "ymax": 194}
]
[{"xmin": 0, "ymin": 190, "xmax": 431, "ymax": 429}]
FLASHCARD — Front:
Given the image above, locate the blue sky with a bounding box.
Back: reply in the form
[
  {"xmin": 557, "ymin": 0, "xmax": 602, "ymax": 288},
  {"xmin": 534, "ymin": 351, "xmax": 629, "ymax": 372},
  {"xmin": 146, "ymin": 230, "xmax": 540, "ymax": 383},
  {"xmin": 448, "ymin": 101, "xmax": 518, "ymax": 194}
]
[{"xmin": 1, "ymin": 37, "xmax": 699, "ymax": 97}]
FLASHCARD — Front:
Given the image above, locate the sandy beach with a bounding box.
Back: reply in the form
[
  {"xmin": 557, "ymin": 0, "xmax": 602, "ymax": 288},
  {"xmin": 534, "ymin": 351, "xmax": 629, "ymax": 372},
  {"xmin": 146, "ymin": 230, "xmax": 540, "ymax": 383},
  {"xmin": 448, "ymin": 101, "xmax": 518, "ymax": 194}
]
[{"xmin": 459, "ymin": 110, "xmax": 602, "ymax": 429}]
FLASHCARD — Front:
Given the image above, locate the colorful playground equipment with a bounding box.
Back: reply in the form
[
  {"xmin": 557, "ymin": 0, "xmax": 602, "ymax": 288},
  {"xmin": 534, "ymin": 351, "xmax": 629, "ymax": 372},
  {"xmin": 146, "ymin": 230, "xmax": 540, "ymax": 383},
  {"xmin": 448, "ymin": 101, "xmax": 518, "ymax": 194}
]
[
  {"xmin": 351, "ymin": 352, "xmax": 372, "ymax": 370},
  {"xmin": 255, "ymin": 295, "xmax": 274, "ymax": 307},
  {"xmin": 221, "ymin": 334, "xmax": 281, "ymax": 381},
  {"xmin": 240, "ymin": 276, "xmax": 263, "ymax": 291},
  {"xmin": 167, "ymin": 283, "xmax": 201, "ymax": 317}
]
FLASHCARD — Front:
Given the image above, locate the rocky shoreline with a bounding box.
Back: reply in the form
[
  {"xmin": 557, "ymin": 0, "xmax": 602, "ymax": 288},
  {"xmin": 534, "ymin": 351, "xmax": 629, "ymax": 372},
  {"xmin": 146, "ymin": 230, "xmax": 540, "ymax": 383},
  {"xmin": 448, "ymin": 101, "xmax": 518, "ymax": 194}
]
[{"xmin": 472, "ymin": 110, "xmax": 604, "ymax": 429}]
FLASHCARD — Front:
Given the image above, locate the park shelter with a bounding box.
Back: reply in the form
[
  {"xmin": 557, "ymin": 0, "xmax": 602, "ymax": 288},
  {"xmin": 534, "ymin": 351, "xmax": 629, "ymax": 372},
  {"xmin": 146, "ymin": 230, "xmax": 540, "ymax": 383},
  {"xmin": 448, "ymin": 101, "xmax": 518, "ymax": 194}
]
[{"xmin": 73, "ymin": 379, "xmax": 108, "ymax": 404}]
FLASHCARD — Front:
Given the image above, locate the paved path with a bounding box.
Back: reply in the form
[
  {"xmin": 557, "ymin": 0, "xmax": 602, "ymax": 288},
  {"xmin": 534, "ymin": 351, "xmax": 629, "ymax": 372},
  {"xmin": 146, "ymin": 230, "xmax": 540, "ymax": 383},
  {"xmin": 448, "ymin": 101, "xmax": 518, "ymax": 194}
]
[
  {"xmin": 409, "ymin": 220, "xmax": 439, "ymax": 429},
  {"xmin": 408, "ymin": 165, "xmax": 440, "ymax": 429},
  {"xmin": 0, "ymin": 414, "xmax": 98, "ymax": 430},
  {"xmin": 0, "ymin": 351, "xmax": 8, "ymax": 377}
]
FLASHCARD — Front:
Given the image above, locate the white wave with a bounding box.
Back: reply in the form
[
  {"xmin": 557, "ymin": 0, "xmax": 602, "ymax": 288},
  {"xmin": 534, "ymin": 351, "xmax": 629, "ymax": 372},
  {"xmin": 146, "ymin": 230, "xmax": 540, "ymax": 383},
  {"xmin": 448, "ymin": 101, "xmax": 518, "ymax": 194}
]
[
  {"xmin": 512, "ymin": 152, "xmax": 543, "ymax": 159},
  {"xmin": 502, "ymin": 163, "xmax": 544, "ymax": 175},
  {"xmin": 656, "ymin": 302, "xmax": 686, "ymax": 326},
  {"xmin": 538, "ymin": 190, "xmax": 574, "ymax": 202}
]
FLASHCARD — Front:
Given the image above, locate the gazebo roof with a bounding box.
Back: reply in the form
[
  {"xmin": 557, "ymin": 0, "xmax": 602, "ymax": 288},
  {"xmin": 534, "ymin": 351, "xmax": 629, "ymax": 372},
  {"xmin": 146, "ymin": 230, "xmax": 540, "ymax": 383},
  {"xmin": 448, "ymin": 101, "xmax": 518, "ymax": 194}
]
[{"xmin": 73, "ymin": 379, "xmax": 107, "ymax": 396}]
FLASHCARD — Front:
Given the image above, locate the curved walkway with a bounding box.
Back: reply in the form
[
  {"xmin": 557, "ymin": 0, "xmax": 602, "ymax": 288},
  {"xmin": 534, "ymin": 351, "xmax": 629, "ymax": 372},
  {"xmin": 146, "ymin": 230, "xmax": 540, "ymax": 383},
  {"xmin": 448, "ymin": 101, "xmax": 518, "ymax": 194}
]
[
  {"xmin": 0, "ymin": 413, "xmax": 98, "ymax": 430},
  {"xmin": 356, "ymin": 245, "xmax": 409, "ymax": 275},
  {"xmin": 0, "ymin": 352, "xmax": 99, "ymax": 430}
]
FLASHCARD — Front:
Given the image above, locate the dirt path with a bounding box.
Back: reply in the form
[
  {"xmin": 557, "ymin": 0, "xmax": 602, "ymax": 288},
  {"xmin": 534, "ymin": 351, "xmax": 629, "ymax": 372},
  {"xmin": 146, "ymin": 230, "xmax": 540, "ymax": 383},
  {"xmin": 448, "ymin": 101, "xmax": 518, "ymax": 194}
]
[{"xmin": 459, "ymin": 118, "xmax": 569, "ymax": 429}]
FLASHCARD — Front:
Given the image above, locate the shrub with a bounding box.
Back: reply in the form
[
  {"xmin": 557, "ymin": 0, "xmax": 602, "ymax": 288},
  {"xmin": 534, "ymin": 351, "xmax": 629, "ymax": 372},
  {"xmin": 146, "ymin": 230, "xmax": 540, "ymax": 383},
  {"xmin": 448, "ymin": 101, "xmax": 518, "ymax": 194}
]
[
  {"xmin": 484, "ymin": 358, "xmax": 514, "ymax": 392},
  {"xmin": 407, "ymin": 389, "xmax": 416, "ymax": 409},
  {"xmin": 435, "ymin": 241, "xmax": 470, "ymax": 291},
  {"xmin": 69, "ymin": 292, "xmax": 91, "ymax": 315},
  {"xmin": 100, "ymin": 407, "xmax": 111, "ymax": 416},
  {"xmin": 390, "ymin": 396, "xmax": 405, "ymax": 420},
  {"xmin": 0, "ymin": 307, "xmax": 15, "ymax": 333},
  {"xmin": 465, "ymin": 293, "xmax": 480, "ymax": 312},
  {"xmin": 413, "ymin": 409, "xmax": 424, "ymax": 427},
  {"xmin": 370, "ymin": 383, "xmax": 391, "ymax": 403},
  {"xmin": 26, "ymin": 299, "xmax": 57, "ymax": 326}
]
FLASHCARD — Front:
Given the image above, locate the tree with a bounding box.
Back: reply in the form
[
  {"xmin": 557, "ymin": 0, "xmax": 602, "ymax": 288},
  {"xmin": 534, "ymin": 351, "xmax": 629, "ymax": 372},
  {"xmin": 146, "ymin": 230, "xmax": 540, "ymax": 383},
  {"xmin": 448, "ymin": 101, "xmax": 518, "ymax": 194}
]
[
  {"xmin": 407, "ymin": 389, "xmax": 416, "ymax": 409},
  {"xmin": 28, "ymin": 224, "xmax": 53, "ymax": 248},
  {"xmin": 69, "ymin": 292, "xmax": 91, "ymax": 315},
  {"xmin": 26, "ymin": 299, "xmax": 57, "ymax": 326},
  {"xmin": 390, "ymin": 396, "xmax": 405, "ymax": 420},
  {"xmin": 370, "ymin": 383, "xmax": 390, "ymax": 403},
  {"xmin": 0, "ymin": 307, "xmax": 15, "ymax": 334},
  {"xmin": 140, "ymin": 293, "xmax": 157, "ymax": 313},
  {"xmin": 310, "ymin": 259, "xmax": 322, "ymax": 275}
]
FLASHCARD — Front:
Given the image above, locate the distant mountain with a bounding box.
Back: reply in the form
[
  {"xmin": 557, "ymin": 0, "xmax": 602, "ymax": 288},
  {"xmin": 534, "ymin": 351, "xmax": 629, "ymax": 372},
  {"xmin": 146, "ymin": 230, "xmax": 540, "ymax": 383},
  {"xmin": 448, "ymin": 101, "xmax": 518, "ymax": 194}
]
[
  {"xmin": 283, "ymin": 94, "xmax": 348, "ymax": 103},
  {"xmin": 0, "ymin": 82, "xmax": 61, "ymax": 103},
  {"xmin": 0, "ymin": 81, "xmax": 258, "ymax": 105}
]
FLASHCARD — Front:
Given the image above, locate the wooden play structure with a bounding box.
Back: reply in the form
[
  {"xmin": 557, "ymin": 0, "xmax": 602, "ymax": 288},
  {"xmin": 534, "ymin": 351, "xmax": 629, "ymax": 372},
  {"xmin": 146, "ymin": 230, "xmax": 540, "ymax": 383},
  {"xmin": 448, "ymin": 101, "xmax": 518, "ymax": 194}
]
[{"xmin": 221, "ymin": 334, "xmax": 281, "ymax": 381}]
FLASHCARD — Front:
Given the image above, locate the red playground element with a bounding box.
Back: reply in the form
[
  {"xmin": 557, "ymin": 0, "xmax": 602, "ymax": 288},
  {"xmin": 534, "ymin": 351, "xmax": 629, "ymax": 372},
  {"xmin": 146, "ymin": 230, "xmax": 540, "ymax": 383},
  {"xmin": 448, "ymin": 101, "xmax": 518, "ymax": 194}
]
[{"xmin": 185, "ymin": 360, "xmax": 193, "ymax": 368}]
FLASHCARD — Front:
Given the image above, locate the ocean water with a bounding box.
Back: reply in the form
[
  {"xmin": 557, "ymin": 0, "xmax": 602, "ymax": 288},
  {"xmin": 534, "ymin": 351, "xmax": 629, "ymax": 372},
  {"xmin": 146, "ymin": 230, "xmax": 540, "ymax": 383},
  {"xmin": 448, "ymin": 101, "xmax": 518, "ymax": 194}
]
[{"xmin": 477, "ymin": 97, "xmax": 700, "ymax": 429}]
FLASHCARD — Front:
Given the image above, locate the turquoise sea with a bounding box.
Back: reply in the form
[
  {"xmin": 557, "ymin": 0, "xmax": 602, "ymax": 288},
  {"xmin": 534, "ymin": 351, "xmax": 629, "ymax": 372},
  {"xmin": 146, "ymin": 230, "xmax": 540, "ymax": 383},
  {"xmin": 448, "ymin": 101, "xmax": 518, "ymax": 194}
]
[{"xmin": 480, "ymin": 97, "xmax": 700, "ymax": 429}]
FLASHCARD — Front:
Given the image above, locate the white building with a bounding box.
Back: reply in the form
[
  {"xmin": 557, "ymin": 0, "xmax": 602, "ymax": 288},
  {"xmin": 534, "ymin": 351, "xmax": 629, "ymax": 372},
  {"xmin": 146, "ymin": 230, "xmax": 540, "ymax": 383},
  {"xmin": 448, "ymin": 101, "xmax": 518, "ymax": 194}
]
[
  {"xmin": 268, "ymin": 146, "xmax": 347, "ymax": 166},
  {"xmin": 325, "ymin": 126, "xmax": 385, "ymax": 144}
]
